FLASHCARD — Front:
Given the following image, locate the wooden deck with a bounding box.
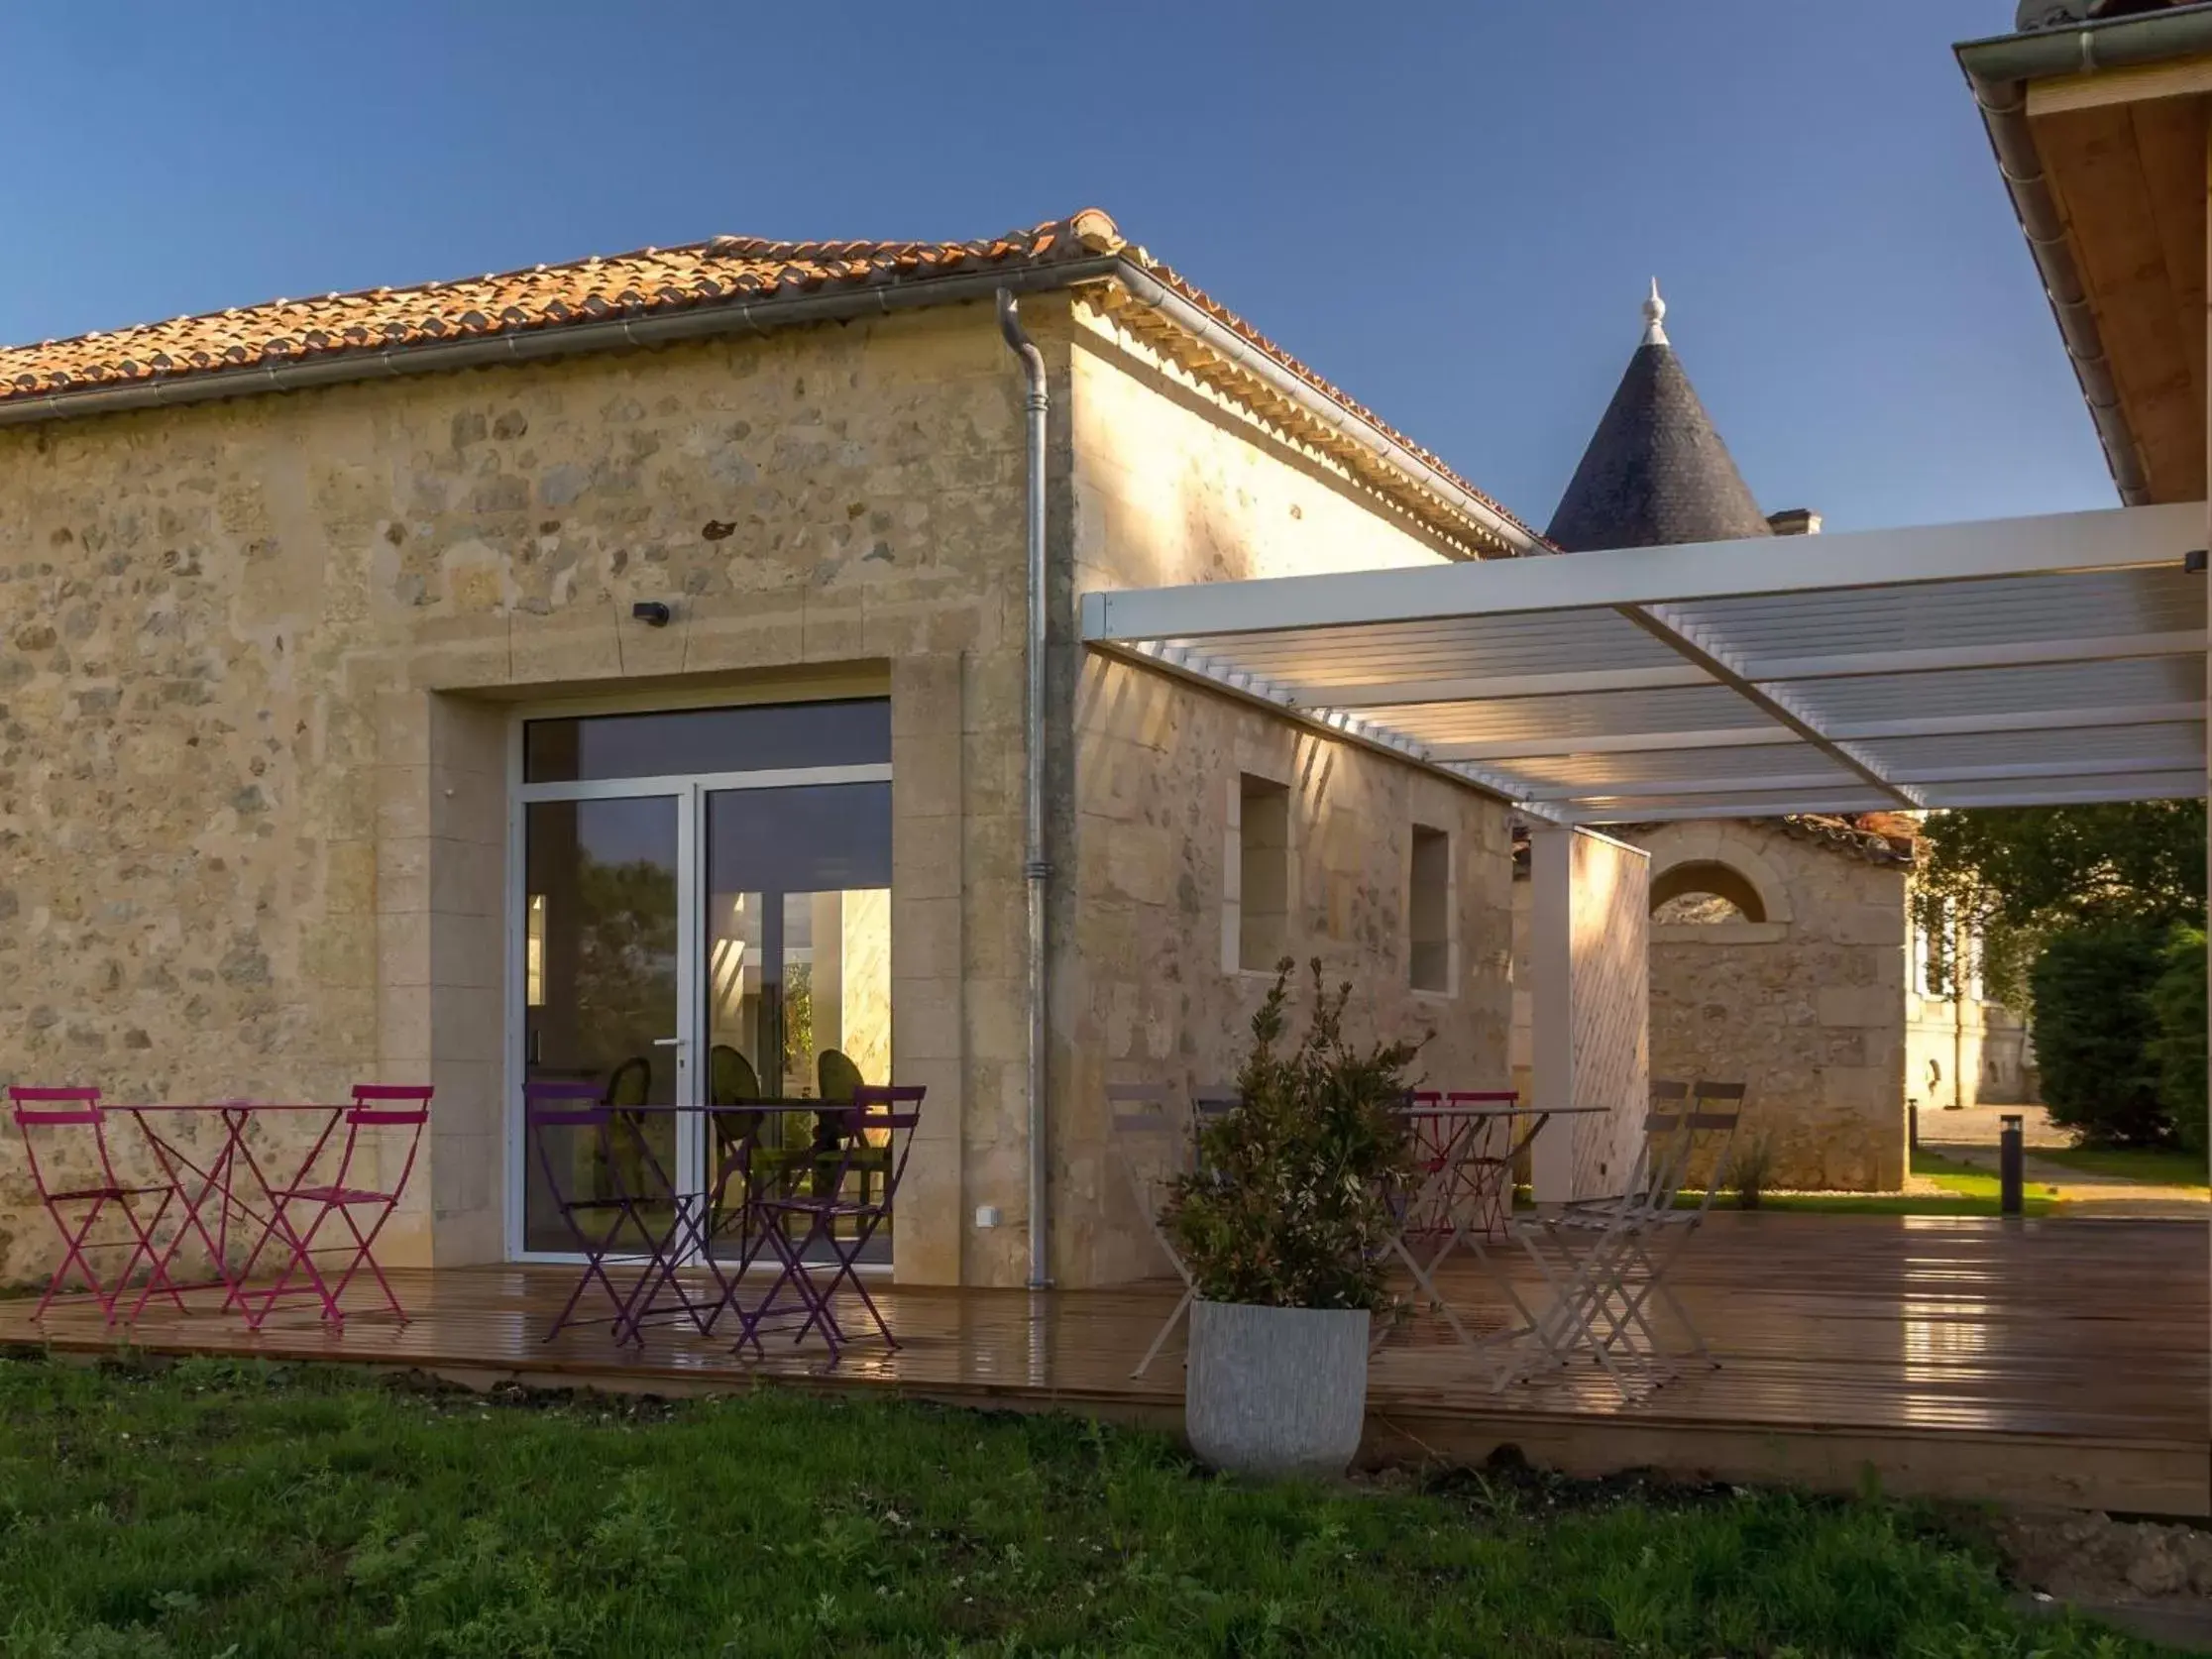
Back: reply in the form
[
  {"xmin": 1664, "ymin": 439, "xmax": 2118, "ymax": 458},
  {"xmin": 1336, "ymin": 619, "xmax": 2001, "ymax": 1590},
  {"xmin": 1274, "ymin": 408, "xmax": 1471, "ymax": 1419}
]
[{"xmin": 3, "ymin": 1213, "xmax": 2204, "ymax": 1515}]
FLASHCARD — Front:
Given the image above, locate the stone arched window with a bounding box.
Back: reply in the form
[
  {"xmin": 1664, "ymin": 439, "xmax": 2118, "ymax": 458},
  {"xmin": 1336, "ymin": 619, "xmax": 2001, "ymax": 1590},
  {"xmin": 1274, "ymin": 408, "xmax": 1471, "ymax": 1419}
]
[{"xmin": 1649, "ymin": 859, "xmax": 1767, "ymax": 925}]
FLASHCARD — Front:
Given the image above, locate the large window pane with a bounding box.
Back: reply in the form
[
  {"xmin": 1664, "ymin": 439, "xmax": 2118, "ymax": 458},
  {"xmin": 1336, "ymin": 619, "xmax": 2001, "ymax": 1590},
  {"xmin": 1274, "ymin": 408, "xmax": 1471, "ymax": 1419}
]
[
  {"xmin": 703, "ymin": 782, "xmax": 893, "ymax": 1262},
  {"xmin": 524, "ymin": 699, "xmax": 890, "ymax": 783},
  {"xmin": 520, "ymin": 796, "xmax": 681, "ymax": 1255}
]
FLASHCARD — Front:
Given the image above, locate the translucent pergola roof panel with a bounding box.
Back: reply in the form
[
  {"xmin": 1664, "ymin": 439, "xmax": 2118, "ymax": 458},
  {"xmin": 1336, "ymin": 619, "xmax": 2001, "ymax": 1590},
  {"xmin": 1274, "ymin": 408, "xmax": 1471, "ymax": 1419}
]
[{"xmin": 1077, "ymin": 503, "xmax": 2209, "ymax": 825}]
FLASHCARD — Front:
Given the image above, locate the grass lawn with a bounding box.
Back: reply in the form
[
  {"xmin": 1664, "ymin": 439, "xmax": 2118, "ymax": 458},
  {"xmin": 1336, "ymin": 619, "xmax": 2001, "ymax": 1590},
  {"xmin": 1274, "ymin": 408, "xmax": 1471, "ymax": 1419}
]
[
  {"xmin": 2031, "ymin": 1145, "xmax": 2210, "ymax": 1190},
  {"xmin": 0, "ymin": 1356, "xmax": 2153, "ymax": 1657},
  {"xmin": 1685, "ymin": 1150, "xmax": 2058, "ymax": 1219}
]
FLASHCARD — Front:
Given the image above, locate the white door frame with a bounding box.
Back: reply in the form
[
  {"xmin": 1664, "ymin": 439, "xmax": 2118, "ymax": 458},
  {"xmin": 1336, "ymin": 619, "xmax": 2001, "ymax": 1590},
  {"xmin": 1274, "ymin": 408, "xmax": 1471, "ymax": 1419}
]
[{"xmin": 500, "ymin": 700, "xmax": 891, "ymax": 1264}]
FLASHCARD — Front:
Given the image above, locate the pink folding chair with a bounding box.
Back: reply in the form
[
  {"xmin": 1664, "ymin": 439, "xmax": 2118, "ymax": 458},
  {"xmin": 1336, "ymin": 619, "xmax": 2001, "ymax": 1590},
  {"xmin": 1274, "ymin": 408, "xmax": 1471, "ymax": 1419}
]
[
  {"xmin": 8, "ymin": 1085, "xmax": 183, "ymax": 1323},
  {"xmin": 235, "ymin": 1084, "xmax": 431, "ymax": 1329},
  {"xmin": 1444, "ymin": 1089, "xmax": 1524, "ymax": 1241}
]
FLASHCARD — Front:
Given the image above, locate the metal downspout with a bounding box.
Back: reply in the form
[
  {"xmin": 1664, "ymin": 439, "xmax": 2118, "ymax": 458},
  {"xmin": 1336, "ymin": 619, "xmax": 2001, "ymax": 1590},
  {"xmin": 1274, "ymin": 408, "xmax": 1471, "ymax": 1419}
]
[{"xmin": 997, "ymin": 289, "xmax": 1052, "ymax": 1290}]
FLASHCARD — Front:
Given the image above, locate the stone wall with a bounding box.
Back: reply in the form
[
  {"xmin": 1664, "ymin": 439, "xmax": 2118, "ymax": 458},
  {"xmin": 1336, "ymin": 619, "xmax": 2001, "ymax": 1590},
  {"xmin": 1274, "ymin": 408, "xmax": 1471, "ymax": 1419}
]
[
  {"xmin": 1053, "ymin": 301, "xmax": 1517, "ymax": 1286},
  {"xmin": 0, "ymin": 300, "xmax": 1034, "ymax": 1287},
  {"xmin": 1058, "ymin": 668, "xmax": 1515, "ymax": 1284},
  {"xmin": 0, "ymin": 284, "xmax": 1522, "ymax": 1291},
  {"xmin": 1904, "ymin": 895, "xmax": 2036, "ymax": 1110},
  {"xmin": 1512, "ymin": 820, "xmax": 1911, "ymax": 1192},
  {"xmin": 1631, "ymin": 822, "xmax": 1908, "ymax": 1191},
  {"xmin": 1906, "ymin": 996, "xmax": 2037, "ymax": 1111}
]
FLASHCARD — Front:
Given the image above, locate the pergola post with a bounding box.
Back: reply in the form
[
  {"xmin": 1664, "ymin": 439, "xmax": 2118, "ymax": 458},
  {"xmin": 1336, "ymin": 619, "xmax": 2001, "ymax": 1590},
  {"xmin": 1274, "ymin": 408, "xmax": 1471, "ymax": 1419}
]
[{"xmin": 1528, "ymin": 825, "xmax": 1652, "ymax": 1205}]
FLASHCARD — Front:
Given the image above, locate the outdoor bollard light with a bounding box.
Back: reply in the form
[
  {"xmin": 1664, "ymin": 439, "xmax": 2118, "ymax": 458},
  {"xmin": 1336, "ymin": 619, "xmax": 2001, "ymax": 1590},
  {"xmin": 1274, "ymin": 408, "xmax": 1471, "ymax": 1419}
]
[
  {"xmin": 1908, "ymin": 1096, "xmax": 1920, "ymax": 1153},
  {"xmin": 1999, "ymin": 1113, "xmax": 2025, "ymax": 1217}
]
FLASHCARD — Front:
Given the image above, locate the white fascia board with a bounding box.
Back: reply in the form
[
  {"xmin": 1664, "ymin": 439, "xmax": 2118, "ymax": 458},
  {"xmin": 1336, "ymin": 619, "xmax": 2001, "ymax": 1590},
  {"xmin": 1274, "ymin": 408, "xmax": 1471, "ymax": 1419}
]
[{"xmin": 1077, "ymin": 503, "xmax": 2205, "ymax": 644}]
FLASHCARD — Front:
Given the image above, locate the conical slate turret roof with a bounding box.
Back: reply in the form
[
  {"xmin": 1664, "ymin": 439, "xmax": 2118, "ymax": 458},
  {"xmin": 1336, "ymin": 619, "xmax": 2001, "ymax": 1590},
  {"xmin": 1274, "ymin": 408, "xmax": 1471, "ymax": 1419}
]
[{"xmin": 1545, "ymin": 283, "xmax": 1772, "ymax": 552}]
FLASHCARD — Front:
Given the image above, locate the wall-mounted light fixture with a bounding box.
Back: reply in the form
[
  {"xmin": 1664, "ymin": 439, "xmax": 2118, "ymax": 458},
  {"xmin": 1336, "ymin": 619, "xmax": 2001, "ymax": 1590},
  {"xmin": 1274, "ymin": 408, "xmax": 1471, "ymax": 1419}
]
[{"xmin": 631, "ymin": 601, "xmax": 672, "ymax": 627}]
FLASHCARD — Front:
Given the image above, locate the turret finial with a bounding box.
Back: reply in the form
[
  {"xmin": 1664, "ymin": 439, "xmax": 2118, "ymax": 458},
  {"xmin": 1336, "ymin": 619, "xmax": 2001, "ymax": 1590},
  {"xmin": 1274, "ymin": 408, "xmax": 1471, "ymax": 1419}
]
[{"xmin": 1641, "ymin": 277, "xmax": 1668, "ymax": 347}]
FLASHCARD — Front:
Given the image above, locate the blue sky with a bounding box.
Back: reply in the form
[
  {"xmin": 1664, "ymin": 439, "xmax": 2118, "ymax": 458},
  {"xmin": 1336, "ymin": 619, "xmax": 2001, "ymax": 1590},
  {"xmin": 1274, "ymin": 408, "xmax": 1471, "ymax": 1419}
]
[{"xmin": 2, "ymin": 1, "xmax": 2102, "ymax": 535}]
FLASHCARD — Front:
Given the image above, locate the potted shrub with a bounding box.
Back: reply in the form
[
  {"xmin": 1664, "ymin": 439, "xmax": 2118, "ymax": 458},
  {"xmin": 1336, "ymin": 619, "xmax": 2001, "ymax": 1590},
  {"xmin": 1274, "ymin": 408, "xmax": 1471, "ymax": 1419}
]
[{"xmin": 1163, "ymin": 960, "xmax": 1422, "ymax": 1480}]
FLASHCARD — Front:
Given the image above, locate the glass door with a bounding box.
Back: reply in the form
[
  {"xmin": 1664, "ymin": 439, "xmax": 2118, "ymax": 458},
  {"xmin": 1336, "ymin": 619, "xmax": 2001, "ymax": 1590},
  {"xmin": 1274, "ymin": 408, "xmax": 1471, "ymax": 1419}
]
[
  {"xmin": 507, "ymin": 697, "xmax": 895, "ymax": 1266},
  {"xmin": 518, "ymin": 794, "xmax": 688, "ymax": 1255},
  {"xmin": 702, "ymin": 782, "xmax": 894, "ymax": 1263}
]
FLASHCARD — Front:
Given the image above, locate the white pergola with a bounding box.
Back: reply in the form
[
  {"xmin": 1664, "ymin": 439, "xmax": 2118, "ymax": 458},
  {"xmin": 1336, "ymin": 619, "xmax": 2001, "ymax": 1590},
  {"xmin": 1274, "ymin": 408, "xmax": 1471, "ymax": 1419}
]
[{"xmin": 1079, "ymin": 503, "xmax": 2208, "ymax": 827}]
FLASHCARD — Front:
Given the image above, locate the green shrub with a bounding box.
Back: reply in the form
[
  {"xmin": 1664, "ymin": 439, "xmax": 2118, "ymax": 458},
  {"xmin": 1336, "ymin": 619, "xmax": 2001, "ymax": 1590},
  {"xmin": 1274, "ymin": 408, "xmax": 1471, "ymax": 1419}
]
[
  {"xmin": 1728, "ymin": 1132, "xmax": 1775, "ymax": 1210},
  {"xmin": 2150, "ymin": 925, "xmax": 2209, "ymax": 1157},
  {"xmin": 1164, "ymin": 960, "xmax": 1421, "ymax": 1311},
  {"xmin": 2029, "ymin": 921, "xmax": 2169, "ymax": 1146}
]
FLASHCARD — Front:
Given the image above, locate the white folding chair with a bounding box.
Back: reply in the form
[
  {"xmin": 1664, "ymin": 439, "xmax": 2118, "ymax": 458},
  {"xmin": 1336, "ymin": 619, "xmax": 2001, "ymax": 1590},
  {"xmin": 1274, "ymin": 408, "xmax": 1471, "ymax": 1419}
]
[
  {"xmin": 1518, "ymin": 1079, "xmax": 1744, "ymax": 1398},
  {"xmin": 1593, "ymin": 1080, "xmax": 1745, "ymax": 1369},
  {"xmin": 1106, "ymin": 1082, "xmax": 1201, "ymax": 1379}
]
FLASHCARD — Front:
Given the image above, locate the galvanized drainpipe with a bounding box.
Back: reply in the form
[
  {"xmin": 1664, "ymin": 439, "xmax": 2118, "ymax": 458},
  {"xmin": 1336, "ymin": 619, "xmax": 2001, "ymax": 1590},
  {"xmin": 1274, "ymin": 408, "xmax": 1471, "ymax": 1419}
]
[{"xmin": 997, "ymin": 289, "xmax": 1052, "ymax": 1290}]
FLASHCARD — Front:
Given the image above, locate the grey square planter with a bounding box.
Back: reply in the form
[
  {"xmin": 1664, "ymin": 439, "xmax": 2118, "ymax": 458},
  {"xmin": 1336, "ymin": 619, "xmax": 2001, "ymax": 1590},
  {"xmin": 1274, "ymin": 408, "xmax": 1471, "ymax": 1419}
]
[{"xmin": 1184, "ymin": 1298, "xmax": 1371, "ymax": 1480}]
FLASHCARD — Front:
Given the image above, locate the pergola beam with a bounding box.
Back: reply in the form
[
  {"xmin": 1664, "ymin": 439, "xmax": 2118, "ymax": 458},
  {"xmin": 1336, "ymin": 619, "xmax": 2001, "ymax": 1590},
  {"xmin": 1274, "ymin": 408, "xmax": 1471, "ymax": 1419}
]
[
  {"xmin": 1433, "ymin": 726, "xmax": 1789, "ymax": 762},
  {"xmin": 1621, "ymin": 601, "xmax": 1921, "ymax": 809},
  {"xmin": 1297, "ymin": 663, "xmax": 1713, "ymax": 707},
  {"xmin": 1078, "ymin": 503, "xmax": 2204, "ymax": 643},
  {"xmin": 1743, "ymin": 631, "xmax": 2208, "ymax": 684},
  {"xmin": 1886, "ymin": 753, "xmax": 2207, "ymax": 785},
  {"xmin": 1821, "ymin": 704, "xmax": 2203, "ymax": 741},
  {"xmin": 1516, "ymin": 770, "xmax": 1861, "ymax": 802},
  {"xmin": 1079, "ymin": 502, "xmax": 2209, "ymax": 825}
]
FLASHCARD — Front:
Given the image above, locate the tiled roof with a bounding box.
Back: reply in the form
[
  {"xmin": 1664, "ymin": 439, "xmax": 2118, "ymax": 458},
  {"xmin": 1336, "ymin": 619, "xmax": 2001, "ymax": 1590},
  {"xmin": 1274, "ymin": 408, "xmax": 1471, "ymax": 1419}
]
[
  {"xmin": 1780, "ymin": 813, "xmax": 1919, "ymax": 866},
  {"xmin": 0, "ymin": 208, "xmax": 1532, "ymax": 545}
]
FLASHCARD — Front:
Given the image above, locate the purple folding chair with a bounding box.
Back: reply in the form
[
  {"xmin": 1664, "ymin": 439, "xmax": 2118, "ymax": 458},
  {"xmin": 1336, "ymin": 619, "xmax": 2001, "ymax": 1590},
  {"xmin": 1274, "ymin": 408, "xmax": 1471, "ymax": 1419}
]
[
  {"xmin": 524, "ymin": 1080, "xmax": 716, "ymax": 1346},
  {"xmin": 8, "ymin": 1085, "xmax": 184, "ymax": 1323},
  {"xmin": 735, "ymin": 1083, "xmax": 922, "ymax": 1366}
]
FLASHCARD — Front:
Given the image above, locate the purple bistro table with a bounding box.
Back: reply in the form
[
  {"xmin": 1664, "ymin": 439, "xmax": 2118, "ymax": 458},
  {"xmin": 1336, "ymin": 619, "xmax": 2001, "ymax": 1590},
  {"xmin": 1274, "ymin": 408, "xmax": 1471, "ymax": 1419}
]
[{"xmin": 524, "ymin": 1093, "xmax": 830, "ymax": 1348}]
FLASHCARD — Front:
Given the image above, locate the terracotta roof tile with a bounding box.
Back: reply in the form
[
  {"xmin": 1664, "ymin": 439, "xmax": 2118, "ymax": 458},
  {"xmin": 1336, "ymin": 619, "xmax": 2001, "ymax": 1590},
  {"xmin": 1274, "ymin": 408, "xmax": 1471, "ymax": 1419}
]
[{"xmin": 0, "ymin": 209, "xmax": 1531, "ymax": 544}]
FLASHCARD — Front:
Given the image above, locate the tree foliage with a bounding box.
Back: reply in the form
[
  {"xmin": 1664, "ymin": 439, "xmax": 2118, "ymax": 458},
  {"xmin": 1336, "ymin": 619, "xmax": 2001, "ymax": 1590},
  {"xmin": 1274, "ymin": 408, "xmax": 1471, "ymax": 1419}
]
[
  {"xmin": 1164, "ymin": 961, "xmax": 1421, "ymax": 1312},
  {"xmin": 2028, "ymin": 921, "xmax": 2170, "ymax": 1146},
  {"xmin": 1917, "ymin": 802, "xmax": 2204, "ymax": 933},
  {"xmin": 1917, "ymin": 804, "xmax": 2205, "ymax": 1146},
  {"xmin": 2152, "ymin": 926, "xmax": 2210, "ymax": 1157}
]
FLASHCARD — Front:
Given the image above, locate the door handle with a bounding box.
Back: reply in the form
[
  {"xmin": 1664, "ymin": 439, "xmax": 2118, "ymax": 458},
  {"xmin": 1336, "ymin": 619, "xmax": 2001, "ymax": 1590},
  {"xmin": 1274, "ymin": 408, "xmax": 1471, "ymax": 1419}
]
[{"xmin": 652, "ymin": 1037, "xmax": 685, "ymax": 1048}]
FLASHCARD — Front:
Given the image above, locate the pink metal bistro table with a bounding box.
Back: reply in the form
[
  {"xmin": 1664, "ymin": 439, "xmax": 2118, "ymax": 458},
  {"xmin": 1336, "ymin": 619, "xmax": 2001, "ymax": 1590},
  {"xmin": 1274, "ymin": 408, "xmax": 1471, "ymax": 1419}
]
[
  {"xmin": 120, "ymin": 1092, "xmax": 429, "ymax": 1329},
  {"xmin": 113, "ymin": 1103, "xmax": 338, "ymax": 1323},
  {"xmin": 1388, "ymin": 1098, "xmax": 1610, "ymax": 1351}
]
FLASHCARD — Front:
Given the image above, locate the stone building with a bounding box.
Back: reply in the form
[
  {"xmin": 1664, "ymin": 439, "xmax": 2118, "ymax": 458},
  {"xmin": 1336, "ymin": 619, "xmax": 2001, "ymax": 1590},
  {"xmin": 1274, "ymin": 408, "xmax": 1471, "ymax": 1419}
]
[
  {"xmin": 0, "ymin": 209, "xmax": 1533, "ymax": 1289},
  {"xmin": 1516, "ymin": 286, "xmax": 2030, "ymax": 1190}
]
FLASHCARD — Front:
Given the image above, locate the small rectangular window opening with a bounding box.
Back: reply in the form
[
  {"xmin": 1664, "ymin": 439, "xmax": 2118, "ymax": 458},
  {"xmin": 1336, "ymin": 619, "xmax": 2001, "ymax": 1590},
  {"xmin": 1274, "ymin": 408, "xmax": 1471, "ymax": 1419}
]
[
  {"xmin": 1409, "ymin": 825, "xmax": 1452, "ymax": 994},
  {"xmin": 1237, "ymin": 776, "xmax": 1290, "ymax": 971}
]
